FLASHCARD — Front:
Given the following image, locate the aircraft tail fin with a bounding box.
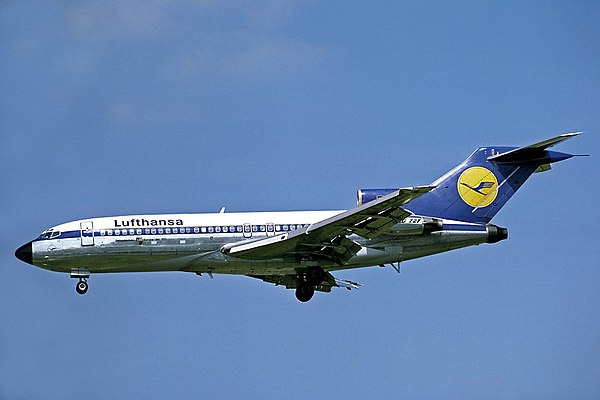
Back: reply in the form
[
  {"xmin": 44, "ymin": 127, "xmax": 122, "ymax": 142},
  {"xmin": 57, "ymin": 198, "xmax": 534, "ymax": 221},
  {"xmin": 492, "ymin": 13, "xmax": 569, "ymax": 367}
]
[{"xmin": 405, "ymin": 132, "xmax": 581, "ymax": 224}]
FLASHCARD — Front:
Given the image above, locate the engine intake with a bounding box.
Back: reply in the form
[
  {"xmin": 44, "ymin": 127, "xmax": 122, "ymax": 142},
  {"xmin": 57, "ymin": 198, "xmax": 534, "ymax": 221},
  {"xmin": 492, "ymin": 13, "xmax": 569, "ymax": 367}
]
[{"xmin": 357, "ymin": 188, "xmax": 399, "ymax": 205}]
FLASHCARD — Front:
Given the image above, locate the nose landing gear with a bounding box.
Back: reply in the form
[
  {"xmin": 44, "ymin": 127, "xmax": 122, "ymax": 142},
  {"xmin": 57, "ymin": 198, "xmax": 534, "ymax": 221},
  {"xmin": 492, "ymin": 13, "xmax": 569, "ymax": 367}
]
[
  {"xmin": 76, "ymin": 279, "xmax": 88, "ymax": 295},
  {"xmin": 71, "ymin": 269, "xmax": 90, "ymax": 295}
]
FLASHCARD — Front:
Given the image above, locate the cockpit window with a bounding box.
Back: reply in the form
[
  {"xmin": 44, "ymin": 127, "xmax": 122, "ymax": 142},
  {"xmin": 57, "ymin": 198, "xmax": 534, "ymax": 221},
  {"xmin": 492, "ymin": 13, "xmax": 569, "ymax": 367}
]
[{"xmin": 40, "ymin": 229, "xmax": 60, "ymax": 239}]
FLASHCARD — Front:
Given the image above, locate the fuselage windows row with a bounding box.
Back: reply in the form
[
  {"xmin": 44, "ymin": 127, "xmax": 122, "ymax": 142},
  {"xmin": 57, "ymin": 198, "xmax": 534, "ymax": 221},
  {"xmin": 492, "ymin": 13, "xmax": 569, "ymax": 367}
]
[{"xmin": 95, "ymin": 224, "xmax": 308, "ymax": 237}]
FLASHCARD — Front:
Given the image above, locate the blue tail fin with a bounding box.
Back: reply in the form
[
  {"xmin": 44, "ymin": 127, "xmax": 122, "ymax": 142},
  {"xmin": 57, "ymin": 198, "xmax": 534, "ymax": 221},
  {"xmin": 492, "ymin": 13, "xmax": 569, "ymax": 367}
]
[{"xmin": 406, "ymin": 133, "xmax": 580, "ymax": 223}]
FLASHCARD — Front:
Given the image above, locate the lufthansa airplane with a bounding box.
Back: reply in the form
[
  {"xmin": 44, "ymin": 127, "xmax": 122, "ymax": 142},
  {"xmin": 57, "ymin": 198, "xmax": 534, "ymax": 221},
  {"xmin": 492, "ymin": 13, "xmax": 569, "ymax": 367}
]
[{"xmin": 15, "ymin": 133, "xmax": 581, "ymax": 302}]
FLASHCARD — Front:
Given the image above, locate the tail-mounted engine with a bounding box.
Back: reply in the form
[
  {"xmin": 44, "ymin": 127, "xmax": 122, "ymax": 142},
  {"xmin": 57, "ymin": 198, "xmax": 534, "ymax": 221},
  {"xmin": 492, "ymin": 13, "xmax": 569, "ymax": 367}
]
[{"xmin": 356, "ymin": 189, "xmax": 399, "ymax": 205}]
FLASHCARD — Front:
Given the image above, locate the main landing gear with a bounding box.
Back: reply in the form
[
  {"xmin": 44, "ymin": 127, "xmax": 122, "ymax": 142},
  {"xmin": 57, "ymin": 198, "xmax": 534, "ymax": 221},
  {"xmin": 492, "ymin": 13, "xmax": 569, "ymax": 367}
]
[
  {"xmin": 295, "ymin": 267, "xmax": 325, "ymax": 303},
  {"xmin": 71, "ymin": 269, "xmax": 90, "ymax": 295},
  {"xmin": 295, "ymin": 282, "xmax": 314, "ymax": 302}
]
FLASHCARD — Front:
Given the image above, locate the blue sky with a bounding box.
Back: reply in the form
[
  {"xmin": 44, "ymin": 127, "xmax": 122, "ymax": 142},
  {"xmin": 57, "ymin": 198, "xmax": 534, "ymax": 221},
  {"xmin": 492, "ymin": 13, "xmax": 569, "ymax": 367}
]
[{"xmin": 1, "ymin": 1, "xmax": 599, "ymax": 399}]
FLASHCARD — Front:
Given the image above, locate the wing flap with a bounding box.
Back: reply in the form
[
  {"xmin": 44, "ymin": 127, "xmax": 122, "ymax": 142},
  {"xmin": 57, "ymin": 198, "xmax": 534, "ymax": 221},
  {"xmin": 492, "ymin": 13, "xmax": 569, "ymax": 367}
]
[
  {"xmin": 305, "ymin": 186, "xmax": 434, "ymax": 238},
  {"xmin": 222, "ymin": 185, "xmax": 435, "ymax": 261}
]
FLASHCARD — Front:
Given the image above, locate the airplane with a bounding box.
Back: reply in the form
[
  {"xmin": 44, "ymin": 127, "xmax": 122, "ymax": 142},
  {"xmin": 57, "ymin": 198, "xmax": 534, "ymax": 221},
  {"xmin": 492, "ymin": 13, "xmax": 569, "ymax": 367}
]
[{"xmin": 15, "ymin": 133, "xmax": 582, "ymax": 302}]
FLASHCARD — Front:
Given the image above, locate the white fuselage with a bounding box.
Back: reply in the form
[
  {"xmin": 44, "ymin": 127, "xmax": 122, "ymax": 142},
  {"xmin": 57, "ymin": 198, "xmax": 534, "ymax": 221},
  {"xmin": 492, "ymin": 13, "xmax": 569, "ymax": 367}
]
[{"xmin": 29, "ymin": 210, "xmax": 491, "ymax": 277}]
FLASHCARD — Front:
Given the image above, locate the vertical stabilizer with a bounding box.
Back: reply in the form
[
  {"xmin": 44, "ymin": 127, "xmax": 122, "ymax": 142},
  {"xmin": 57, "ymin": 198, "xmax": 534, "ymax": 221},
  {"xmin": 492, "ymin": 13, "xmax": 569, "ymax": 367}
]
[{"xmin": 405, "ymin": 133, "xmax": 579, "ymax": 223}]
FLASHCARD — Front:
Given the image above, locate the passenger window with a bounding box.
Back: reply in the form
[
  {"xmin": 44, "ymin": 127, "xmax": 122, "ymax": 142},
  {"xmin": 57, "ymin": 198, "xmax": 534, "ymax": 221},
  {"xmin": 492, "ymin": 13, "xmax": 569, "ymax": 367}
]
[
  {"xmin": 208, "ymin": 226, "xmax": 214, "ymax": 233},
  {"xmin": 158, "ymin": 228, "xmax": 164, "ymax": 234},
  {"xmin": 194, "ymin": 227, "xmax": 199, "ymax": 233}
]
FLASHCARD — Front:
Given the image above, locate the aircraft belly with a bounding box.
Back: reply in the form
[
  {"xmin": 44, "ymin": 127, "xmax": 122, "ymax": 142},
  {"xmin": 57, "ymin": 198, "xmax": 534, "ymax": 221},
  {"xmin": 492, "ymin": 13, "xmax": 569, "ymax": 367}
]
[
  {"xmin": 31, "ymin": 236, "xmax": 302, "ymax": 275},
  {"xmin": 32, "ymin": 237, "xmax": 223, "ymax": 274}
]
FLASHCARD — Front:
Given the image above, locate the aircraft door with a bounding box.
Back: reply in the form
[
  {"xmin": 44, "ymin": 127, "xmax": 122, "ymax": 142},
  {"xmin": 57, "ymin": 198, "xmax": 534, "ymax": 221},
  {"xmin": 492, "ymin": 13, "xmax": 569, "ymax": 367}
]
[{"xmin": 80, "ymin": 221, "xmax": 95, "ymax": 246}]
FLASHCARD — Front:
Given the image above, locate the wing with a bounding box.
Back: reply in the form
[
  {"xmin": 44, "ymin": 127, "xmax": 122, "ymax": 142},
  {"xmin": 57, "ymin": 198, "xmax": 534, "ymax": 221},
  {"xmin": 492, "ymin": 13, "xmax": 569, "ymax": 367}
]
[{"xmin": 220, "ymin": 185, "xmax": 435, "ymax": 265}]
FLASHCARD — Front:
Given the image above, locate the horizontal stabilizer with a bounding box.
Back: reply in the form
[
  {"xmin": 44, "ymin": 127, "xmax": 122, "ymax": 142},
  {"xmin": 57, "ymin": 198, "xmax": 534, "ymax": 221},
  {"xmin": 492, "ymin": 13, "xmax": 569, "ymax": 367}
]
[
  {"xmin": 487, "ymin": 132, "xmax": 580, "ymax": 164},
  {"xmin": 405, "ymin": 132, "xmax": 581, "ymax": 224}
]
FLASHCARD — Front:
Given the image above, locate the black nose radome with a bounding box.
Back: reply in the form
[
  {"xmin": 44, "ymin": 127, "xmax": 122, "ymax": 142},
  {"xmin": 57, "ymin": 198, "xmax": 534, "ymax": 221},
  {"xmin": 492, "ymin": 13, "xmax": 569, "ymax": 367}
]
[{"xmin": 15, "ymin": 242, "xmax": 33, "ymax": 265}]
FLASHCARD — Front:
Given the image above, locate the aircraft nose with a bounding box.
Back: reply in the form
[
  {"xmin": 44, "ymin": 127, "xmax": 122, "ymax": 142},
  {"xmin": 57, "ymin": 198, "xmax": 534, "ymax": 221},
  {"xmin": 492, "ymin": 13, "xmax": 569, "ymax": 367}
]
[{"xmin": 15, "ymin": 241, "xmax": 33, "ymax": 265}]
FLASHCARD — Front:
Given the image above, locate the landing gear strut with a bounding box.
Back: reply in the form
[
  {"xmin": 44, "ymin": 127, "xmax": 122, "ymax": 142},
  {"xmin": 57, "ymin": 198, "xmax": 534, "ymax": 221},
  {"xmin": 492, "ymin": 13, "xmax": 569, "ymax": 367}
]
[
  {"xmin": 71, "ymin": 269, "xmax": 90, "ymax": 295},
  {"xmin": 294, "ymin": 267, "xmax": 325, "ymax": 302}
]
